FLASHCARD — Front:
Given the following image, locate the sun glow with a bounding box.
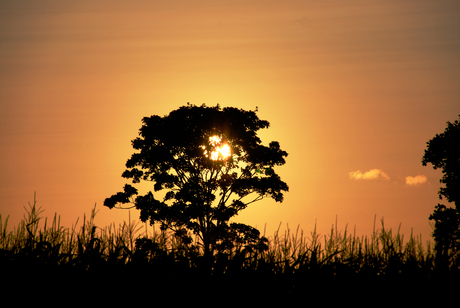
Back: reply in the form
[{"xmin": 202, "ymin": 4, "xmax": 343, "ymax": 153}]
[{"xmin": 202, "ymin": 135, "xmax": 231, "ymax": 161}]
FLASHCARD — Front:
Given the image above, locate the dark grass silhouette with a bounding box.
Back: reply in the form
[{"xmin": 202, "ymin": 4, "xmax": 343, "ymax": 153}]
[{"xmin": 2, "ymin": 194, "xmax": 459, "ymax": 303}]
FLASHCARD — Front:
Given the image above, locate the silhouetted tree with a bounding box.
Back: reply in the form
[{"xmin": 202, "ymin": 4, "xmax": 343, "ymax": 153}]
[
  {"xmin": 422, "ymin": 115, "xmax": 460, "ymax": 269},
  {"xmin": 104, "ymin": 104, "xmax": 288, "ymax": 264}
]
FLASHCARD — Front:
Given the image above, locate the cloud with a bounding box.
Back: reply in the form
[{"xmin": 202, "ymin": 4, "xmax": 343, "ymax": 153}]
[
  {"xmin": 405, "ymin": 175, "xmax": 427, "ymax": 186},
  {"xmin": 349, "ymin": 169, "xmax": 390, "ymax": 180}
]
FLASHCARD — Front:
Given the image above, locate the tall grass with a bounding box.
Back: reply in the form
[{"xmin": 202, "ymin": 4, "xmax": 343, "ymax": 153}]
[
  {"xmin": 1, "ymin": 193, "xmax": 455, "ymax": 285},
  {"xmin": 257, "ymin": 218, "xmax": 435, "ymax": 278}
]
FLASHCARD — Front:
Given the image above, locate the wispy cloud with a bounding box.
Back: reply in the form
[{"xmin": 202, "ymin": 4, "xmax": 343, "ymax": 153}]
[
  {"xmin": 405, "ymin": 175, "xmax": 427, "ymax": 186},
  {"xmin": 349, "ymin": 169, "xmax": 390, "ymax": 180}
]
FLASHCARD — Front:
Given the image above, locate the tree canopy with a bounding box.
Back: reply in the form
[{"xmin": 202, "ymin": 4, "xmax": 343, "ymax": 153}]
[
  {"xmin": 422, "ymin": 115, "xmax": 460, "ymax": 267},
  {"xmin": 422, "ymin": 115, "xmax": 460, "ymax": 208},
  {"xmin": 104, "ymin": 104, "xmax": 288, "ymax": 259}
]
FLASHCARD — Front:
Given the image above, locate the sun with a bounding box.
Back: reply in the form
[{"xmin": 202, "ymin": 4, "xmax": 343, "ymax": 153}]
[{"xmin": 202, "ymin": 135, "xmax": 231, "ymax": 161}]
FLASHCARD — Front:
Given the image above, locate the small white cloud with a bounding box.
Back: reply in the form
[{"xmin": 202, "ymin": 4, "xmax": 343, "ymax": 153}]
[
  {"xmin": 349, "ymin": 169, "xmax": 390, "ymax": 180},
  {"xmin": 405, "ymin": 175, "xmax": 427, "ymax": 186}
]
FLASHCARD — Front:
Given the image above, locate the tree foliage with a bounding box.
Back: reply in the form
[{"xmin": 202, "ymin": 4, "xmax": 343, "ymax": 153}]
[
  {"xmin": 104, "ymin": 104, "xmax": 288, "ymax": 259},
  {"xmin": 422, "ymin": 115, "xmax": 460, "ymax": 268},
  {"xmin": 422, "ymin": 115, "xmax": 460, "ymax": 207}
]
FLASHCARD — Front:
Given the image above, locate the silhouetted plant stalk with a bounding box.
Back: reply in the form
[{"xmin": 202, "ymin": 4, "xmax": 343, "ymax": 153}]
[{"xmin": 1, "ymin": 195, "xmax": 454, "ymax": 278}]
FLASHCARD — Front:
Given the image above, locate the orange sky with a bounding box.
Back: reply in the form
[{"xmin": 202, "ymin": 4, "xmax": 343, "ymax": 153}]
[{"xmin": 1, "ymin": 0, "xmax": 459, "ymax": 243}]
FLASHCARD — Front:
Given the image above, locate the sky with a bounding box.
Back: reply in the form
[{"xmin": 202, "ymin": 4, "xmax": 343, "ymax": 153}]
[{"xmin": 1, "ymin": 0, "xmax": 459, "ymax": 244}]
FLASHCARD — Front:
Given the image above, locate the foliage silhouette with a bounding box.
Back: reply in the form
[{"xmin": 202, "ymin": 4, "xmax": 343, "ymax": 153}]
[
  {"xmin": 104, "ymin": 104, "xmax": 288, "ymax": 264},
  {"xmin": 422, "ymin": 115, "xmax": 460, "ymax": 269},
  {"xmin": 428, "ymin": 204, "xmax": 460, "ymax": 270}
]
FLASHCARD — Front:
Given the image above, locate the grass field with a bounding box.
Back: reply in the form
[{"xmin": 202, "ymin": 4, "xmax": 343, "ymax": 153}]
[{"xmin": 1, "ymin": 195, "xmax": 459, "ymax": 302}]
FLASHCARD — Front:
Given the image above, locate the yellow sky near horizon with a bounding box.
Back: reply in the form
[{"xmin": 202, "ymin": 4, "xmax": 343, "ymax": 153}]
[{"xmin": 1, "ymin": 0, "xmax": 459, "ymax": 242}]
